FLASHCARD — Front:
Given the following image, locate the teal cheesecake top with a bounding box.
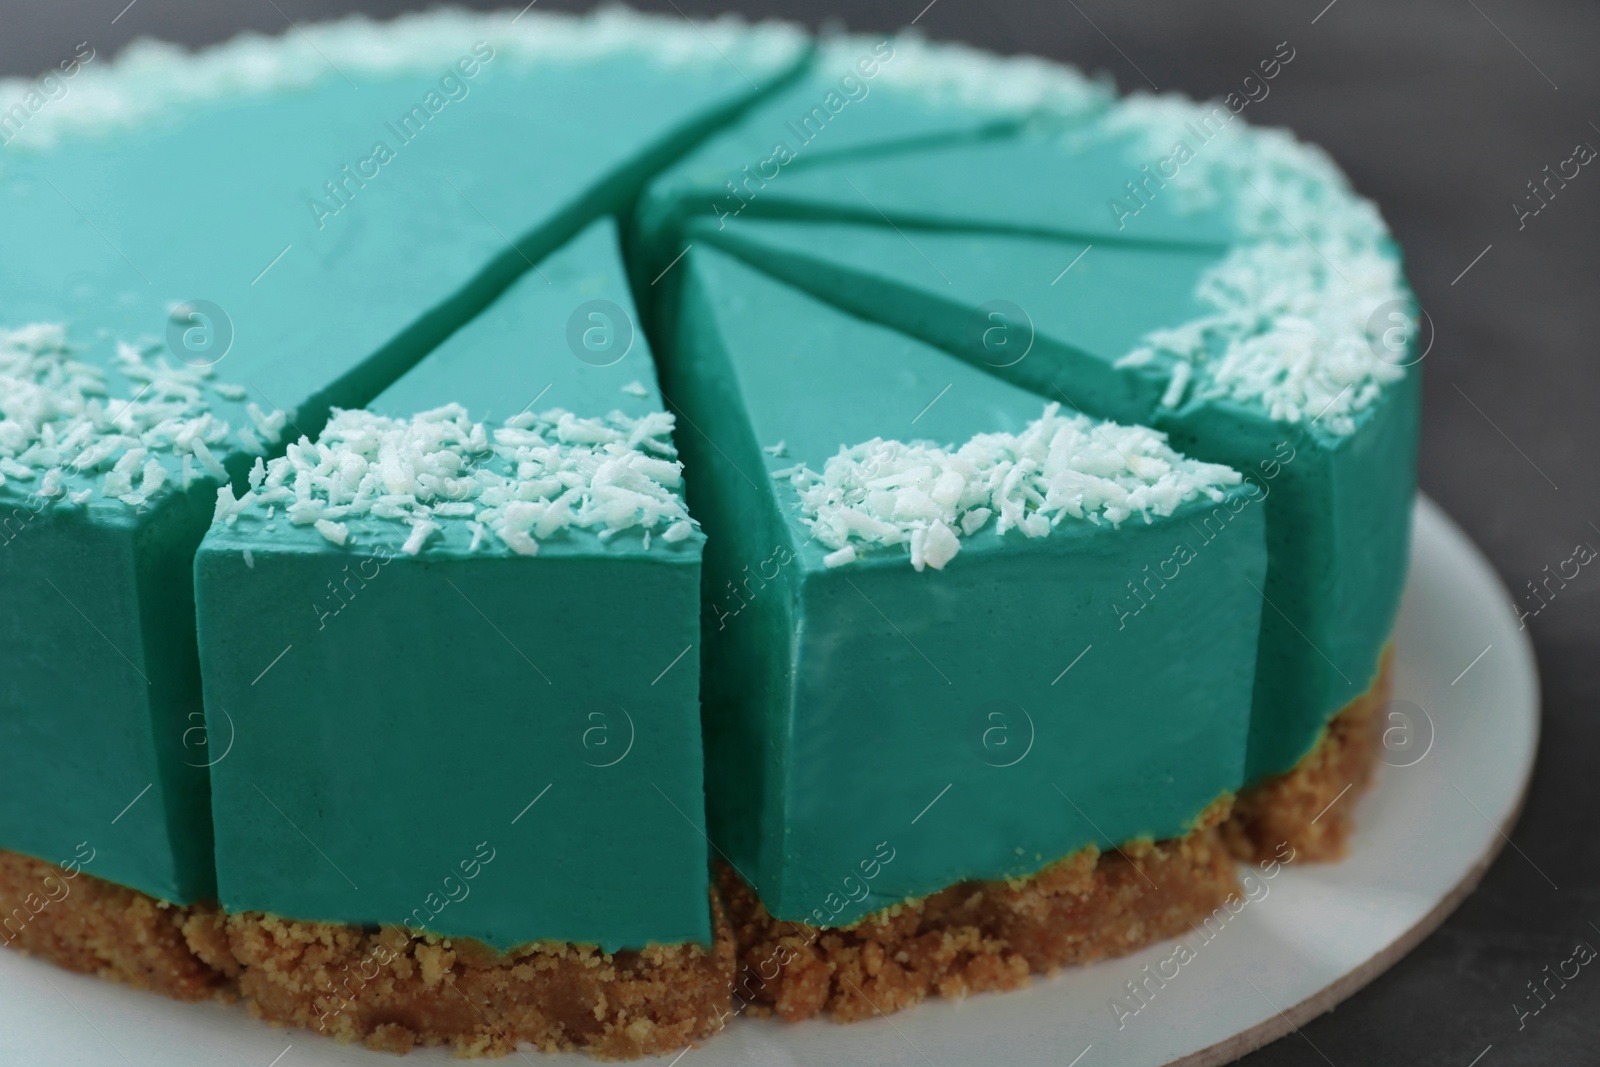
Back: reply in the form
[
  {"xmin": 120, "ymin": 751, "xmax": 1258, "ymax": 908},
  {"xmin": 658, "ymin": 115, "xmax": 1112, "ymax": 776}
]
[
  {"xmin": 0, "ymin": 6, "xmax": 808, "ymax": 505},
  {"xmin": 208, "ymin": 218, "xmax": 701, "ymax": 561},
  {"xmin": 639, "ymin": 30, "xmax": 1107, "ymax": 245},
  {"xmin": 0, "ymin": 322, "xmax": 279, "ymax": 509}
]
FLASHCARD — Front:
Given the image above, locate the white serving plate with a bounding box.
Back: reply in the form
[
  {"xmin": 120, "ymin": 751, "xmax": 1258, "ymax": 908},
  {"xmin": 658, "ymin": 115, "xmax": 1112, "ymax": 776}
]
[{"xmin": 0, "ymin": 495, "xmax": 1539, "ymax": 1067}]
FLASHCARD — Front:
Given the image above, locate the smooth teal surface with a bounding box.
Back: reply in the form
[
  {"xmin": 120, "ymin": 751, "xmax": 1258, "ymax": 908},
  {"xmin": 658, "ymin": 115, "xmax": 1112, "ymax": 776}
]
[
  {"xmin": 196, "ymin": 219, "xmax": 709, "ymax": 951},
  {"xmin": 679, "ymin": 213, "xmax": 1421, "ymax": 782},
  {"xmin": 0, "ymin": 487, "xmax": 217, "ymax": 904},
  {"xmin": 693, "ymin": 216, "xmax": 1220, "ymax": 423},
  {"xmin": 650, "ymin": 125, "xmax": 1239, "ymax": 248},
  {"xmin": 1160, "ymin": 380, "xmax": 1420, "ymax": 779},
  {"xmin": 636, "ymin": 34, "xmax": 1091, "ymax": 269},
  {"xmin": 663, "ymin": 247, "xmax": 1264, "ymax": 925},
  {"xmin": 0, "ymin": 31, "xmax": 800, "ymax": 905},
  {"xmin": 373, "ymin": 218, "xmax": 661, "ymax": 422}
]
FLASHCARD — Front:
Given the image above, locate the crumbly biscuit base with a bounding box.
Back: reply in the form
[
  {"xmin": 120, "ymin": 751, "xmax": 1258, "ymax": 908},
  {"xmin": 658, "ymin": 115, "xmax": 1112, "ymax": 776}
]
[
  {"xmin": 0, "ymin": 850, "xmax": 235, "ymax": 1001},
  {"xmin": 226, "ymin": 901, "xmax": 736, "ymax": 1058},
  {"xmin": 719, "ymin": 799, "xmax": 1240, "ymax": 1023},
  {"xmin": 1223, "ymin": 647, "xmax": 1393, "ymax": 864},
  {"xmin": 0, "ymin": 854, "xmax": 734, "ymax": 1059}
]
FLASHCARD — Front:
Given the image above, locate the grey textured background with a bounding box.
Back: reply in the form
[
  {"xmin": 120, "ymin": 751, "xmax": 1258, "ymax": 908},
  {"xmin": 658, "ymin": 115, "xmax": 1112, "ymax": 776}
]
[{"xmin": 4, "ymin": 1, "xmax": 1598, "ymax": 1063}]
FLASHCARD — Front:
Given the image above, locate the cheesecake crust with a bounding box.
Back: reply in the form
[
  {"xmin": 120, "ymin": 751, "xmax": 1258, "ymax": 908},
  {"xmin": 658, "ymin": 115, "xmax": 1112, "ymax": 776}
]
[
  {"xmin": 1, "ymin": 850, "xmax": 734, "ymax": 1059},
  {"xmin": 719, "ymin": 799, "xmax": 1240, "ymax": 1024},
  {"xmin": 226, "ymin": 899, "xmax": 736, "ymax": 1058},
  {"xmin": 0, "ymin": 849, "xmax": 235, "ymax": 1001},
  {"xmin": 1223, "ymin": 647, "xmax": 1393, "ymax": 864}
]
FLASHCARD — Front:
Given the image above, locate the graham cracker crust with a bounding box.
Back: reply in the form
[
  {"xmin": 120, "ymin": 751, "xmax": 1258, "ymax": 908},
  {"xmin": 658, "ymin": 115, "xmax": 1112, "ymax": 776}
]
[
  {"xmin": 229, "ymin": 903, "xmax": 735, "ymax": 1058},
  {"xmin": 1, "ymin": 847, "xmax": 734, "ymax": 1059},
  {"xmin": 1223, "ymin": 647, "xmax": 1393, "ymax": 864},
  {"xmin": 719, "ymin": 799, "xmax": 1240, "ymax": 1023},
  {"xmin": 0, "ymin": 849, "xmax": 234, "ymax": 1001}
]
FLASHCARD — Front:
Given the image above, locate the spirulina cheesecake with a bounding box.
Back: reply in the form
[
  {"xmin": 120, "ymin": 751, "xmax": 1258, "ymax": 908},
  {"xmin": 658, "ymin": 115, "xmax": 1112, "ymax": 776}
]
[{"xmin": 0, "ymin": 8, "xmax": 1419, "ymax": 1059}]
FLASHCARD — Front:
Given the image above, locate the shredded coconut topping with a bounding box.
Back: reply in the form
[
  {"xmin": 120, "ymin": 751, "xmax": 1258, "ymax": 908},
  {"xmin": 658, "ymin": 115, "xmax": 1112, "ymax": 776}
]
[
  {"xmin": 779, "ymin": 403, "xmax": 1240, "ymax": 571},
  {"xmin": 1103, "ymin": 94, "xmax": 1411, "ymax": 435},
  {"xmin": 0, "ymin": 8, "xmax": 805, "ymax": 150},
  {"xmin": 863, "ymin": 33, "xmax": 1109, "ymax": 119},
  {"xmin": 216, "ymin": 404, "xmax": 696, "ymax": 556},
  {"xmin": 0, "ymin": 323, "xmax": 274, "ymax": 506}
]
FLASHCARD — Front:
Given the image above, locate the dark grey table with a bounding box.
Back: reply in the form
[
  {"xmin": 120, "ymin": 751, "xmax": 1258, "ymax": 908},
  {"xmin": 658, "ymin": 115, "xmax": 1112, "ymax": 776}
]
[{"xmin": 4, "ymin": 1, "xmax": 1595, "ymax": 1063}]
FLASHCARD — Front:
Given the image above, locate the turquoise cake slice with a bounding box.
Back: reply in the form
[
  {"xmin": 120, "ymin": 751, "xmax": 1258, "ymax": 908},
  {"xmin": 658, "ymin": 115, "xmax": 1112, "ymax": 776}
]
[
  {"xmin": 643, "ymin": 90, "xmax": 1259, "ymax": 246},
  {"xmin": 669, "ymin": 100, "xmax": 1422, "ymax": 811},
  {"xmin": 0, "ymin": 8, "xmax": 804, "ymax": 909},
  {"xmin": 192, "ymin": 219, "xmax": 727, "ymax": 1053},
  {"xmin": 664, "ymin": 246, "xmax": 1266, "ymax": 931},
  {"xmin": 0, "ymin": 327, "xmax": 247, "ymax": 905},
  {"xmin": 693, "ymin": 216, "xmax": 1221, "ymax": 423},
  {"xmin": 196, "ymin": 218, "xmax": 706, "ymax": 949},
  {"xmin": 634, "ymin": 32, "xmax": 1109, "ymax": 269}
]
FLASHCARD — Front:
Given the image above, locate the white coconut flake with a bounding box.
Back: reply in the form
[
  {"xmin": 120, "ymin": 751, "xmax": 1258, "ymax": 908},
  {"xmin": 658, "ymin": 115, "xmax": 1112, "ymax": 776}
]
[
  {"xmin": 1102, "ymin": 93, "xmax": 1411, "ymax": 435},
  {"xmin": 219, "ymin": 404, "xmax": 696, "ymax": 556},
  {"xmin": 401, "ymin": 518, "xmax": 437, "ymax": 556},
  {"xmin": 822, "ymin": 544, "xmax": 857, "ymax": 568},
  {"xmin": 763, "ymin": 440, "xmax": 788, "ymax": 458},
  {"xmin": 863, "ymin": 32, "xmax": 1108, "ymax": 119},
  {"xmin": 212, "ymin": 485, "xmax": 239, "ymax": 524},
  {"xmin": 314, "ymin": 518, "xmax": 349, "ymax": 546},
  {"xmin": 621, "ymin": 380, "xmax": 650, "ymax": 398},
  {"xmin": 0, "ymin": 323, "xmax": 275, "ymax": 508},
  {"xmin": 783, "ymin": 403, "xmax": 1240, "ymax": 570}
]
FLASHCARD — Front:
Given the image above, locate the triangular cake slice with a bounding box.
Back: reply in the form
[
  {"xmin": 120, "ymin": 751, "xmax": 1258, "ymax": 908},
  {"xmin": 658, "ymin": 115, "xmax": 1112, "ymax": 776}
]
[
  {"xmin": 693, "ymin": 215, "xmax": 1221, "ymax": 422},
  {"xmin": 194, "ymin": 218, "xmax": 708, "ymax": 955},
  {"xmin": 646, "ymin": 94, "xmax": 1259, "ymax": 248},
  {"xmin": 663, "ymin": 245, "xmax": 1266, "ymax": 926},
  {"xmin": 635, "ymin": 33, "xmax": 1109, "ymax": 268},
  {"xmin": 676, "ymin": 153, "xmax": 1421, "ymax": 790},
  {"xmin": 0, "ymin": 9, "xmax": 803, "ymax": 905}
]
